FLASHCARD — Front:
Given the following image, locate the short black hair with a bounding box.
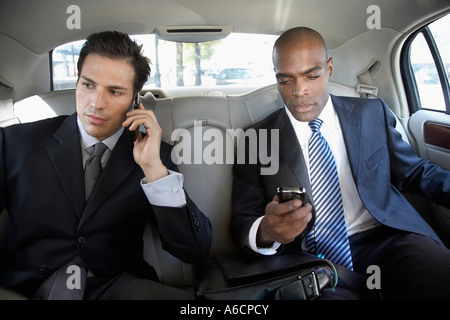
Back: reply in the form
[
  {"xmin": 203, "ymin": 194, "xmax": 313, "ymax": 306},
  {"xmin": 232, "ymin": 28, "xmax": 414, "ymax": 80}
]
[{"xmin": 77, "ymin": 31, "xmax": 151, "ymax": 95}]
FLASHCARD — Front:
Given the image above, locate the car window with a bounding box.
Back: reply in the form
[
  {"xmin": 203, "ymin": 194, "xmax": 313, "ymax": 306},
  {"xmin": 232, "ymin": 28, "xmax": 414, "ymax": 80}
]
[
  {"xmin": 52, "ymin": 33, "xmax": 277, "ymax": 92},
  {"xmin": 429, "ymin": 15, "xmax": 450, "ymax": 85},
  {"xmin": 406, "ymin": 14, "xmax": 450, "ymax": 113}
]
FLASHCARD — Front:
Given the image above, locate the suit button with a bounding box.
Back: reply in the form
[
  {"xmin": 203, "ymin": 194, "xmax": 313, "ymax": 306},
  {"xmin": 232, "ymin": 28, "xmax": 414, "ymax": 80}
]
[{"xmin": 78, "ymin": 236, "xmax": 86, "ymax": 244}]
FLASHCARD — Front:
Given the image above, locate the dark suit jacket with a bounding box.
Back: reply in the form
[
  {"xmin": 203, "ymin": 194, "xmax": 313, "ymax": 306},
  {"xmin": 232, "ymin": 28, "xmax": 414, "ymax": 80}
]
[
  {"xmin": 231, "ymin": 95, "xmax": 450, "ymax": 254},
  {"xmin": 0, "ymin": 113, "xmax": 212, "ymax": 289}
]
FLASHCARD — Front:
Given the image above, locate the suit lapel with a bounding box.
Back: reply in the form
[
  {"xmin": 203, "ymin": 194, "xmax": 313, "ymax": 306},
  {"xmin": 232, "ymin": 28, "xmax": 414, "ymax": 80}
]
[
  {"xmin": 47, "ymin": 113, "xmax": 86, "ymax": 217},
  {"xmin": 331, "ymin": 95, "xmax": 362, "ymax": 179},
  {"xmin": 275, "ymin": 109, "xmax": 313, "ymax": 202},
  {"xmin": 79, "ymin": 128, "xmax": 138, "ymax": 226},
  {"xmin": 47, "ymin": 114, "xmax": 139, "ymax": 224}
]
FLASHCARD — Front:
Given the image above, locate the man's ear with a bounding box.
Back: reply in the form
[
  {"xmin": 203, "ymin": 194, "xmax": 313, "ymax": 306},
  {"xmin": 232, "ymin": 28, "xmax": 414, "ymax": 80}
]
[{"xmin": 327, "ymin": 57, "xmax": 333, "ymax": 77}]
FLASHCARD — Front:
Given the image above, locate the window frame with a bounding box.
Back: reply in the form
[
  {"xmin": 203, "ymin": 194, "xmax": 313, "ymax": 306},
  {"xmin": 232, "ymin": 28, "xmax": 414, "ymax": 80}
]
[{"xmin": 401, "ymin": 16, "xmax": 450, "ymax": 115}]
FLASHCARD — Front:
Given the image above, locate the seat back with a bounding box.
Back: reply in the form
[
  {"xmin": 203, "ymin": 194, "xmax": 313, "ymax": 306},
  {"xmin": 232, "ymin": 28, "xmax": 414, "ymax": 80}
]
[{"xmin": 14, "ymin": 89, "xmax": 76, "ymax": 123}]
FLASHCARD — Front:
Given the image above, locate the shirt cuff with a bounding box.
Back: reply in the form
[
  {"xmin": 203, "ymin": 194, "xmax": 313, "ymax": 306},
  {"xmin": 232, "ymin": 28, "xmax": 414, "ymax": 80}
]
[
  {"xmin": 248, "ymin": 216, "xmax": 281, "ymax": 255},
  {"xmin": 141, "ymin": 170, "xmax": 187, "ymax": 207}
]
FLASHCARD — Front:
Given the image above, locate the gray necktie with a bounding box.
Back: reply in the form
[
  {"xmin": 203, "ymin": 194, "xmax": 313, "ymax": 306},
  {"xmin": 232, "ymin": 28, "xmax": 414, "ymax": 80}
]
[{"xmin": 84, "ymin": 142, "xmax": 108, "ymax": 200}]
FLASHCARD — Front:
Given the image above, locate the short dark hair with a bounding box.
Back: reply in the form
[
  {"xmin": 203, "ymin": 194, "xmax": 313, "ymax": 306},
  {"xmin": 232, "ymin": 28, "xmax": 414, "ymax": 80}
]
[{"xmin": 77, "ymin": 31, "xmax": 151, "ymax": 95}]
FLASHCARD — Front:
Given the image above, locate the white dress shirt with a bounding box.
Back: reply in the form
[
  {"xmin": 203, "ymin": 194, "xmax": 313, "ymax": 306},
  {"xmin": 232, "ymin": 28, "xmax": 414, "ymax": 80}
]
[
  {"xmin": 77, "ymin": 116, "xmax": 186, "ymax": 207},
  {"xmin": 248, "ymin": 96, "xmax": 380, "ymax": 254}
]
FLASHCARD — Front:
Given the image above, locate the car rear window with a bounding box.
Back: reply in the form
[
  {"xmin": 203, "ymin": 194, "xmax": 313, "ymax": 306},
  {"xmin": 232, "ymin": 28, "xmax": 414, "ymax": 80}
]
[{"xmin": 52, "ymin": 33, "xmax": 277, "ymax": 93}]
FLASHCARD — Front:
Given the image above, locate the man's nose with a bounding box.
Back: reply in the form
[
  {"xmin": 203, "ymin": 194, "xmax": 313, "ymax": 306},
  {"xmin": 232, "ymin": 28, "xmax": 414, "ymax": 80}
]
[
  {"xmin": 292, "ymin": 80, "xmax": 308, "ymax": 96},
  {"xmin": 91, "ymin": 90, "xmax": 106, "ymax": 109}
]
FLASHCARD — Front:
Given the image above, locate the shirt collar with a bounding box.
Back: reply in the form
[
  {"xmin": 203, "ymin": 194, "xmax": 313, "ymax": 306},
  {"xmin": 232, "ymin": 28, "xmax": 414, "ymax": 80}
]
[
  {"xmin": 285, "ymin": 95, "xmax": 337, "ymax": 149},
  {"xmin": 77, "ymin": 115, "xmax": 124, "ymax": 152},
  {"xmin": 316, "ymin": 95, "xmax": 339, "ymax": 135}
]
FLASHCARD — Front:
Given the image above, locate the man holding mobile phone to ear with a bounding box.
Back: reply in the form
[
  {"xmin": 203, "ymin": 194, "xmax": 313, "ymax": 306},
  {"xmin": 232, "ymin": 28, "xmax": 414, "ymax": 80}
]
[{"xmin": 0, "ymin": 31, "xmax": 212, "ymax": 300}]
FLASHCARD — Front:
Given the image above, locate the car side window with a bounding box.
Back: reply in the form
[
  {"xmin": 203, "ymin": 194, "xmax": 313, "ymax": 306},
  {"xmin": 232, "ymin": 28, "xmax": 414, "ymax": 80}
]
[{"xmin": 402, "ymin": 14, "xmax": 450, "ymax": 113}]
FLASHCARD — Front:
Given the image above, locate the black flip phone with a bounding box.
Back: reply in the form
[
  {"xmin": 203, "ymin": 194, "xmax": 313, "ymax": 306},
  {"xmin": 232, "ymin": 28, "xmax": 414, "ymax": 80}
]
[
  {"xmin": 129, "ymin": 95, "xmax": 141, "ymax": 142},
  {"xmin": 277, "ymin": 186, "xmax": 306, "ymax": 203}
]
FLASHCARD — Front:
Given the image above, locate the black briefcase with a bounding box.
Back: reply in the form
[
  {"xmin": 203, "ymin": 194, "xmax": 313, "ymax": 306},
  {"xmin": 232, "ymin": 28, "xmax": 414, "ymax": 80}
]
[{"xmin": 194, "ymin": 251, "xmax": 338, "ymax": 300}]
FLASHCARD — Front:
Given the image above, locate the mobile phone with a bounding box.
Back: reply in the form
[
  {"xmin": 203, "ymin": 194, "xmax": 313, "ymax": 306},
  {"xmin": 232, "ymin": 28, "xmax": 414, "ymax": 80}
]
[
  {"xmin": 277, "ymin": 186, "xmax": 306, "ymax": 203},
  {"xmin": 129, "ymin": 95, "xmax": 141, "ymax": 142}
]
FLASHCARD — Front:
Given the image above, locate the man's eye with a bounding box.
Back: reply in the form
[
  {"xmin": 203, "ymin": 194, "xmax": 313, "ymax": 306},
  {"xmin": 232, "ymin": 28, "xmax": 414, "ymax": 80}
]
[
  {"xmin": 308, "ymin": 74, "xmax": 320, "ymax": 80},
  {"xmin": 83, "ymin": 82, "xmax": 94, "ymax": 88},
  {"xmin": 110, "ymin": 89, "xmax": 123, "ymax": 96},
  {"xmin": 277, "ymin": 78, "xmax": 291, "ymax": 85}
]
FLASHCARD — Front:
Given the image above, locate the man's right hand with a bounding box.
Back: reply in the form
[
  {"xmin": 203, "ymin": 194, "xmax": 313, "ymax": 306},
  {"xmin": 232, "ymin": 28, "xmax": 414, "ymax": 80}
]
[{"xmin": 256, "ymin": 195, "xmax": 312, "ymax": 247}]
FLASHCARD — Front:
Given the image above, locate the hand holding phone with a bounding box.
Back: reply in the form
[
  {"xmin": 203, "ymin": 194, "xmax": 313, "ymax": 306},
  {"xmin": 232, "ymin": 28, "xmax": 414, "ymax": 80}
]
[
  {"xmin": 124, "ymin": 95, "xmax": 168, "ymax": 183},
  {"xmin": 129, "ymin": 95, "xmax": 141, "ymax": 142},
  {"xmin": 257, "ymin": 186, "xmax": 311, "ymax": 246}
]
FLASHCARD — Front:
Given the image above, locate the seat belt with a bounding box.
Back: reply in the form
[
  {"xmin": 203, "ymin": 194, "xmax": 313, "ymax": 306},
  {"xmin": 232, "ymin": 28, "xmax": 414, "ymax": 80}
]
[{"xmin": 356, "ymin": 59, "xmax": 380, "ymax": 98}]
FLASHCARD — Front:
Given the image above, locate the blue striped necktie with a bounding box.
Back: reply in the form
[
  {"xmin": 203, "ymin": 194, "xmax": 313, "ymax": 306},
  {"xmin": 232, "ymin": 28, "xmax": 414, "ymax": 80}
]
[{"xmin": 305, "ymin": 119, "xmax": 353, "ymax": 270}]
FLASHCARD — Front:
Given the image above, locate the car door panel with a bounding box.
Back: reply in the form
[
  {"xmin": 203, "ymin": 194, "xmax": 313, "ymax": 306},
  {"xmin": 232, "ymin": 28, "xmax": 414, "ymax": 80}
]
[
  {"xmin": 409, "ymin": 110, "xmax": 450, "ymax": 171},
  {"xmin": 408, "ymin": 110, "xmax": 450, "ymax": 246}
]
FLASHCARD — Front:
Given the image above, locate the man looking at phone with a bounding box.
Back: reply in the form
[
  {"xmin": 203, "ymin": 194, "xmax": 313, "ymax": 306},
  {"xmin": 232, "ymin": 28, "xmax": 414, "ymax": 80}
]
[
  {"xmin": 231, "ymin": 26, "xmax": 450, "ymax": 299},
  {"xmin": 0, "ymin": 31, "xmax": 211, "ymax": 299}
]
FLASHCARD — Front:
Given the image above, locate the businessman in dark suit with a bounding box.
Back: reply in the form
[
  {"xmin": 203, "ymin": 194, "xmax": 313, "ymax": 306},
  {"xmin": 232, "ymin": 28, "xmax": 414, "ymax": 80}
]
[
  {"xmin": 231, "ymin": 27, "xmax": 450, "ymax": 299},
  {"xmin": 0, "ymin": 31, "xmax": 211, "ymax": 299}
]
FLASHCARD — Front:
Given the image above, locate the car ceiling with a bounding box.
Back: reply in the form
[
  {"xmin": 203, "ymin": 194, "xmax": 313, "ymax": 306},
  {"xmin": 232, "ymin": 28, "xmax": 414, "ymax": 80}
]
[{"xmin": 1, "ymin": 0, "xmax": 449, "ymax": 54}]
